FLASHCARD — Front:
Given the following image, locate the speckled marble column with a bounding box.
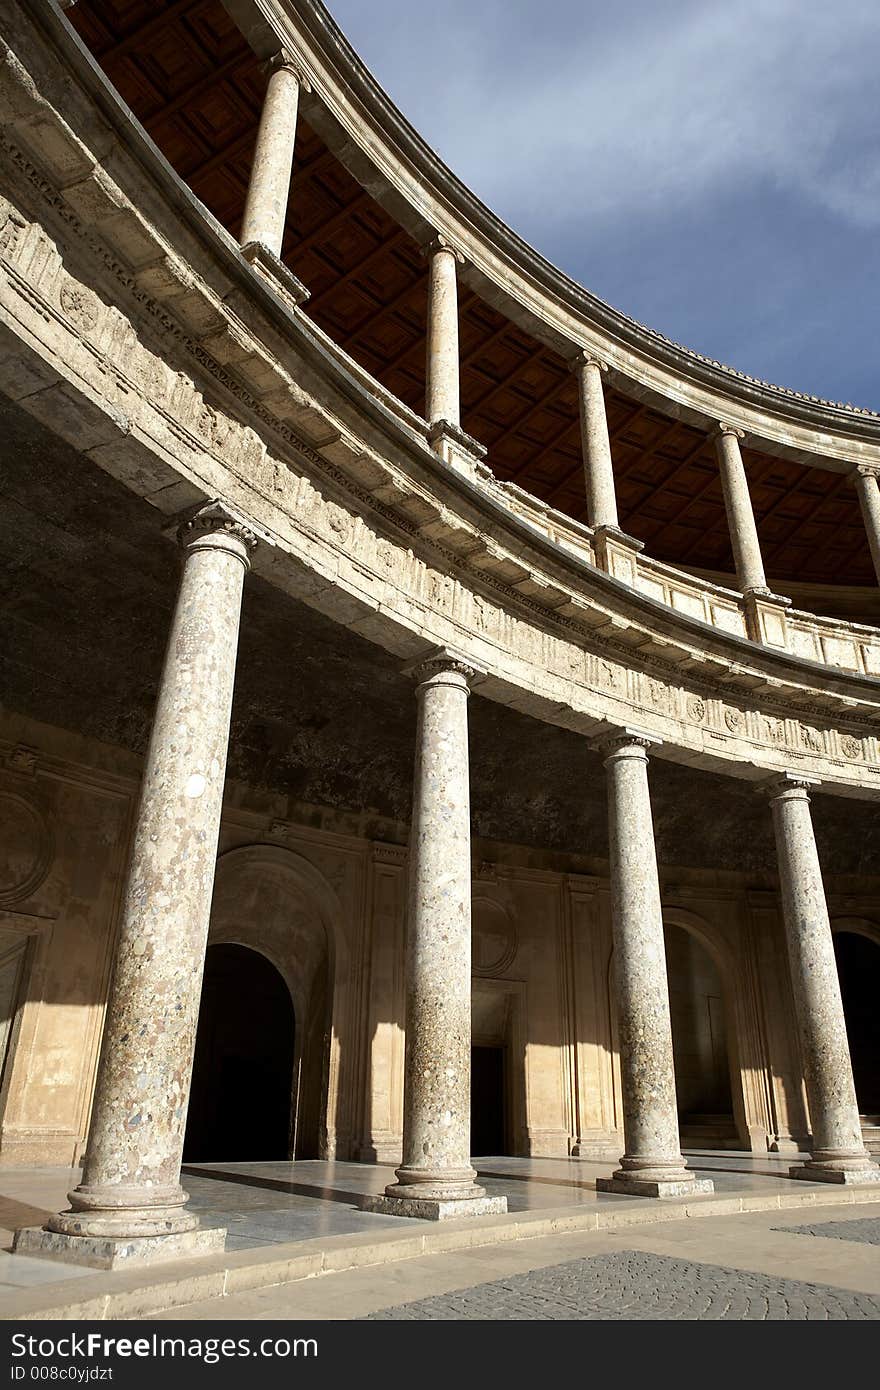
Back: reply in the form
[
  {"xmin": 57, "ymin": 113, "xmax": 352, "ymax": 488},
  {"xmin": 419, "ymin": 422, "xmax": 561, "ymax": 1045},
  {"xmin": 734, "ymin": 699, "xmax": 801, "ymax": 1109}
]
[
  {"xmin": 364, "ymin": 651, "xmax": 506, "ymax": 1220},
  {"xmin": 240, "ymin": 53, "xmax": 306, "ymax": 259},
  {"xmin": 766, "ymin": 774, "xmax": 879, "ymax": 1185},
  {"xmin": 573, "ymin": 352, "xmax": 619, "ymax": 530},
  {"xmin": 15, "ymin": 503, "xmax": 257, "ymax": 1267},
  {"xmin": 853, "ymin": 465, "xmax": 880, "ymax": 588},
  {"xmin": 596, "ymin": 731, "xmax": 713, "ymax": 1198},
  {"xmin": 425, "ymin": 237, "xmax": 463, "ymax": 428},
  {"xmin": 715, "ymin": 424, "xmax": 768, "ymax": 595}
]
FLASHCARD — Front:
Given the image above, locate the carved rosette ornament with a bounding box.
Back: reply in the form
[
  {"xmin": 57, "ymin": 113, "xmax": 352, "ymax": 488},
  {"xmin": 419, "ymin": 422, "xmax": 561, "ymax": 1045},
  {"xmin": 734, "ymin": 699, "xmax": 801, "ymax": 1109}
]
[{"xmin": 686, "ymin": 695, "xmax": 706, "ymax": 723}]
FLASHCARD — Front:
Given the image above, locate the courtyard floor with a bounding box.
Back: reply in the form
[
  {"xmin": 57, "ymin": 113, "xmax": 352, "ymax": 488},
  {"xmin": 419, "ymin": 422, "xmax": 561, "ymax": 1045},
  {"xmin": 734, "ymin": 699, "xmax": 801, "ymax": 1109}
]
[{"xmin": 1, "ymin": 1153, "xmax": 879, "ymax": 1319}]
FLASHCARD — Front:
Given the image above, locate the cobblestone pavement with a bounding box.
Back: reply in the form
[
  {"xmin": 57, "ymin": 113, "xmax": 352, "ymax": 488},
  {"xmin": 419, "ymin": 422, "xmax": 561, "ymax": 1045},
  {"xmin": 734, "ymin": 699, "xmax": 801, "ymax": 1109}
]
[
  {"xmin": 365, "ymin": 1250, "xmax": 880, "ymax": 1320},
  {"xmin": 777, "ymin": 1217, "xmax": 880, "ymax": 1246}
]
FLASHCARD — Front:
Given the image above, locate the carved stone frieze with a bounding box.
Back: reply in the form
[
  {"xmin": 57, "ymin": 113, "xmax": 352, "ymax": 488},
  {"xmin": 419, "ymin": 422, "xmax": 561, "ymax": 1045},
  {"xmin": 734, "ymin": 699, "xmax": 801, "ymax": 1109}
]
[{"xmin": 0, "ymin": 85, "xmax": 878, "ymax": 794}]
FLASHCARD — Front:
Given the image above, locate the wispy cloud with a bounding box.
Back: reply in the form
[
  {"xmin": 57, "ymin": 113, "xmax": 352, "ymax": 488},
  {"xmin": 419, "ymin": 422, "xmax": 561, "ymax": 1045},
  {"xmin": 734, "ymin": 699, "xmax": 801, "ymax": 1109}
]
[{"xmin": 326, "ymin": 0, "xmax": 880, "ymax": 404}]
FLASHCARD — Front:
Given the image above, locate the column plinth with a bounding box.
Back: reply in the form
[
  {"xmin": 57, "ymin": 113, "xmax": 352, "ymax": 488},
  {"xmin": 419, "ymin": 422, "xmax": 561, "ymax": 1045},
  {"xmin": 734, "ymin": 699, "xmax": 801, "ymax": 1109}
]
[
  {"xmin": 765, "ymin": 775, "xmax": 879, "ymax": 1187},
  {"xmin": 595, "ymin": 731, "xmax": 713, "ymax": 1199},
  {"xmin": 363, "ymin": 651, "xmax": 506, "ymax": 1221},
  {"xmin": 14, "ymin": 504, "xmax": 256, "ymax": 1268}
]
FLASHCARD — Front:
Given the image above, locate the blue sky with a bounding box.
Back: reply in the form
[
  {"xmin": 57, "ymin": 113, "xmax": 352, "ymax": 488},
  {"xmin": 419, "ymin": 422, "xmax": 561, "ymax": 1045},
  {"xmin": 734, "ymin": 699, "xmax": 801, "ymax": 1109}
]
[{"xmin": 326, "ymin": 0, "xmax": 880, "ymax": 408}]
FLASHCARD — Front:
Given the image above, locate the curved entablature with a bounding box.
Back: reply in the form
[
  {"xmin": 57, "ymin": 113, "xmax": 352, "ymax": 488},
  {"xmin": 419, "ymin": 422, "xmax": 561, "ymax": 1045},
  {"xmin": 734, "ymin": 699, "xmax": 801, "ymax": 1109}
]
[
  {"xmin": 60, "ymin": 0, "xmax": 880, "ymax": 596},
  {"xmin": 226, "ymin": 0, "xmax": 880, "ymax": 448},
  {"xmin": 0, "ymin": 0, "xmax": 878, "ymax": 800}
]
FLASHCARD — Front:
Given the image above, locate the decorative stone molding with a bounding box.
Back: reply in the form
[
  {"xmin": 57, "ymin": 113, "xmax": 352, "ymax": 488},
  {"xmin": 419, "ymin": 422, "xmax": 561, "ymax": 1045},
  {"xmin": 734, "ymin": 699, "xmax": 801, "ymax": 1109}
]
[
  {"xmin": 0, "ymin": 792, "xmax": 53, "ymax": 907},
  {"xmin": 177, "ymin": 502, "xmax": 259, "ymax": 564}
]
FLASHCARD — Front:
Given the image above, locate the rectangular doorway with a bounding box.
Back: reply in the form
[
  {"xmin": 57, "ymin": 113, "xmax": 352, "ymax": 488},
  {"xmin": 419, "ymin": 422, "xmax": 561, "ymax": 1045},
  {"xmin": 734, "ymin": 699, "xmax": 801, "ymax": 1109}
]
[{"xmin": 471, "ymin": 1044, "xmax": 507, "ymax": 1156}]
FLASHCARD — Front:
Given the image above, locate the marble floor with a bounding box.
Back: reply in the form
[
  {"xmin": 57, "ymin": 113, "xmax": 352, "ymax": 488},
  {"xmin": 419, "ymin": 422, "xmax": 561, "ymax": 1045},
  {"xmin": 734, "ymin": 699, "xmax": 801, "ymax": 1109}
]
[{"xmin": 0, "ymin": 1148, "xmax": 856, "ymax": 1294}]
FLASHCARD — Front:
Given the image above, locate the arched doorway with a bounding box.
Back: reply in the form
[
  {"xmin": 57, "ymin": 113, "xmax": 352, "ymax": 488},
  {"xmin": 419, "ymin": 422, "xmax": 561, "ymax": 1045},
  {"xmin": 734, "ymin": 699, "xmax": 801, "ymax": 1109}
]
[
  {"xmin": 833, "ymin": 929, "xmax": 880, "ymax": 1119},
  {"xmin": 183, "ymin": 943, "xmax": 295, "ymax": 1162},
  {"xmin": 664, "ymin": 922, "xmax": 737, "ymax": 1148}
]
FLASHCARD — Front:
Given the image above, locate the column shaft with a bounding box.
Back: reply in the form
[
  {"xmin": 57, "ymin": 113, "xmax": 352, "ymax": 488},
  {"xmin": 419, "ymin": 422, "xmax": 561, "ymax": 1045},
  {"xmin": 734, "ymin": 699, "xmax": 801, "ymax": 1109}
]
[
  {"xmin": 715, "ymin": 426, "xmax": 768, "ymax": 594},
  {"xmin": 854, "ymin": 467, "xmax": 880, "ymax": 587},
  {"xmin": 364, "ymin": 652, "xmax": 505, "ymax": 1220},
  {"xmin": 425, "ymin": 243, "xmax": 461, "ymax": 427},
  {"xmin": 240, "ymin": 58, "xmax": 303, "ymax": 258},
  {"xmin": 575, "ymin": 354, "xmax": 619, "ymax": 529},
  {"xmin": 20, "ymin": 505, "xmax": 256, "ymax": 1264},
  {"xmin": 596, "ymin": 732, "xmax": 713, "ymax": 1197},
  {"xmin": 767, "ymin": 776, "xmax": 877, "ymax": 1184}
]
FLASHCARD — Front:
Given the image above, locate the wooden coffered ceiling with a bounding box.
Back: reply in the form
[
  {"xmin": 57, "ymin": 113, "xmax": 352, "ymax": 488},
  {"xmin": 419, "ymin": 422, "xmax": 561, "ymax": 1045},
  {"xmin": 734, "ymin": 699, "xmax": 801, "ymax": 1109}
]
[{"xmin": 69, "ymin": 0, "xmax": 874, "ymax": 590}]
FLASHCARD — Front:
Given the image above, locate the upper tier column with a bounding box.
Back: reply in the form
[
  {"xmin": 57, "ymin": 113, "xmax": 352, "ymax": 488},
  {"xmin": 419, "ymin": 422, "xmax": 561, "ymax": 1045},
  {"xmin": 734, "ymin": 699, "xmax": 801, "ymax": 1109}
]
[
  {"xmin": 15, "ymin": 503, "xmax": 257, "ymax": 1268},
  {"xmin": 240, "ymin": 52, "xmax": 309, "ymax": 259},
  {"xmin": 572, "ymin": 352, "xmax": 619, "ymax": 530},
  {"xmin": 595, "ymin": 730, "xmax": 713, "ymax": 1198},
  {"xmin": 425, "ymin": 237, "xmax": 464, "ymax": 428},
  {"xmin": 853, "ymin": 465, "xmax": 880, "ymax": 587},
  {"xmin": 765, "ymin": 774, "xmax": 879, "ymax": 1187},
  {"xmin": 715, "ymin": 423, "xmax": 768, "ymax": 595}
]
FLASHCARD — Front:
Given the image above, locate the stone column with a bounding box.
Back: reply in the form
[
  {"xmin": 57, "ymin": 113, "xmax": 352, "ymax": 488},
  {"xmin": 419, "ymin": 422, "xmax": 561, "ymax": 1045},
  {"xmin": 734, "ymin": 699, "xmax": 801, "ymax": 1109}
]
[
  {"xmin": 364, "ymin": 651, "xmax": 506, "ymax": 1220},
  {"xmin": 425, "ymin": 237, "xmax": 464, "ymax": 428},
  {"xmin": 595, "ymin": 730, "xmax": 713, "ymax": 1197},
  {"xmin": 15, "ymin": 503, "xmax": 257, "ymax": 1267},
  {"xmin": 573, "ymin": 352, "xmax": 619, "ymax": 531},
  {"xmin": 715, "ymin": 424, "xmax": 768, "ymax": 595},
  {"xmin": 853, "ymin": 465, "xmax": 880, "ymax": 587},
  {"xmin": 240, "ymin": 52, "xmax": 308, "ymax": 259},
  {"xmin": 765, "ymin": 774, "xmax": 878, "ymax": 1185}
]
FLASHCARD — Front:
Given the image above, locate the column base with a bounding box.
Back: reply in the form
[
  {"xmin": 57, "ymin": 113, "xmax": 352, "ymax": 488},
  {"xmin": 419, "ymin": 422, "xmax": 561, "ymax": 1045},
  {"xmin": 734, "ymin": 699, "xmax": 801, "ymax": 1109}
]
[
  {"xmin": 597, "ymin": 1171, "xmax": 715, "ymax": 1199},
  {"xmin": 13, "ymin": 1223, "xmax": 226, "ymax": 1270},
  {"xmin": 789, "ymin": 1160, "xmax": 880, "ymax": 1186},
  {"xmin": 361, "ymin": 1191, "xmax": 507, "ymax": 1221}
]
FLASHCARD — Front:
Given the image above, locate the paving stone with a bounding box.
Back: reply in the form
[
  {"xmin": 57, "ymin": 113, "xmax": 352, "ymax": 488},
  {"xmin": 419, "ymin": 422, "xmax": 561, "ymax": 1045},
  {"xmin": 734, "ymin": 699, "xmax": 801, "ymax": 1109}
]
[
  {"xmin": 365, "ymin": 1250, "xmax": 880, "ymax": 1320},
  {"xmin": 776, "ymin": 1217, "xmax": 880, "ymax": 1246}
]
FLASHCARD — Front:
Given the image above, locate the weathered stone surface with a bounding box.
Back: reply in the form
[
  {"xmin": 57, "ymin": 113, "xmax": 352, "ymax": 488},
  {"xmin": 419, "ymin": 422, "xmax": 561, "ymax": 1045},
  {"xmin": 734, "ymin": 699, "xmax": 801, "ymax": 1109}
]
[
  {"xmin": 425, "ymin": 238, "xmax": 462, "ymax": 428},
  {"xmin": 239, "ymin": 56, "xmax": 304, "ymax": 259},
  {"xmin": 35, "ymin": 504, "xmax": 255, "ymax": 1252},
  {"xmin": 596, "ymin": 730, "xmax": 713, "ymax": 1197},
  {"xmin": 379, "ymin": 651, "xmax": 506, "ymax": 1216},
  {"xmin": 766, "ymin": 774, "xmax": 879, "ymax": 1186},
  {"xmin": 715, "ymin": 425, "xmax": 768, "ymax": 597}
]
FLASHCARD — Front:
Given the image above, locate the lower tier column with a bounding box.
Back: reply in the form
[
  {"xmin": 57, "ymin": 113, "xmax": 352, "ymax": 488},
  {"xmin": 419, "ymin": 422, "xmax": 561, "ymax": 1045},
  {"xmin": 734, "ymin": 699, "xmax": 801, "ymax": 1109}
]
[
  {"xmin": 766, "ymin": 774, "xmax": 879, "ymax": 1185},
  {"xmin": 596, "ymin": 730, "xmax": 714, "ymax": 1198},
  {"xmin": 364, "ymin": 651, "xmax": 506, "ymax": 1220},
  {"xmin": 14, "ymin": 503, "xmax": 257, "ymax": 1267}
]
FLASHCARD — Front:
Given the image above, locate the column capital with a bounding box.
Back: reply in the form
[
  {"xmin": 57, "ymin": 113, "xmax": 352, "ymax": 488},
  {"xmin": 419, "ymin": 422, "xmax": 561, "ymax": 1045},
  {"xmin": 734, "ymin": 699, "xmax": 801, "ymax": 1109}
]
[
  {"xmin": 403, "ymin": 646, "xmax": 485, "ymax": 688},
  {"xmin": 177, "ymin": 501, "xmax": 258, "ymax": 567},
  {"xmin": 760, "ymin": 770, "xmax": 821, "ymax": 801},
  {"xmin": 264, "ymin": 48, "xmax": 312, "ymax": 92},
  {"xmin": 421, "ymin": 233, "xmax": 465, "ymax": 266},
  {"xmin": 570, "ymin": 349, "xmax": 609, "ymax": 374},
  {"xmin": 715, "ymin": 422, "xmax": 746, "ymax": 442},
  {"xmin": 853, "ymin": 463, "xmax": 880, "ymax": 481},
  {"xmin": 590, "ymin": 726, "xmax": 661, "ymax": 759}
]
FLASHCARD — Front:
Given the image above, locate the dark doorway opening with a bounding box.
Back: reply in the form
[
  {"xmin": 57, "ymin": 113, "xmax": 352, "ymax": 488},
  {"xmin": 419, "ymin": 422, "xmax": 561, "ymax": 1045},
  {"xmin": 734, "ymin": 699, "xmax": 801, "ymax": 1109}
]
[
  {"xmin": 834, "ymin": 932, "xmax": 880, "ymax": 1115},
  {"xmin": 184, "ymin": 943, "xmax": 295, "ymax": 1161},
  {"xmin": 471, "ymin": 1045, "xmax": 506, "ymax": 1156},
  {"xmin": 665, "ymin": 924, "xmax": 737, "ymax": 1149}
]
